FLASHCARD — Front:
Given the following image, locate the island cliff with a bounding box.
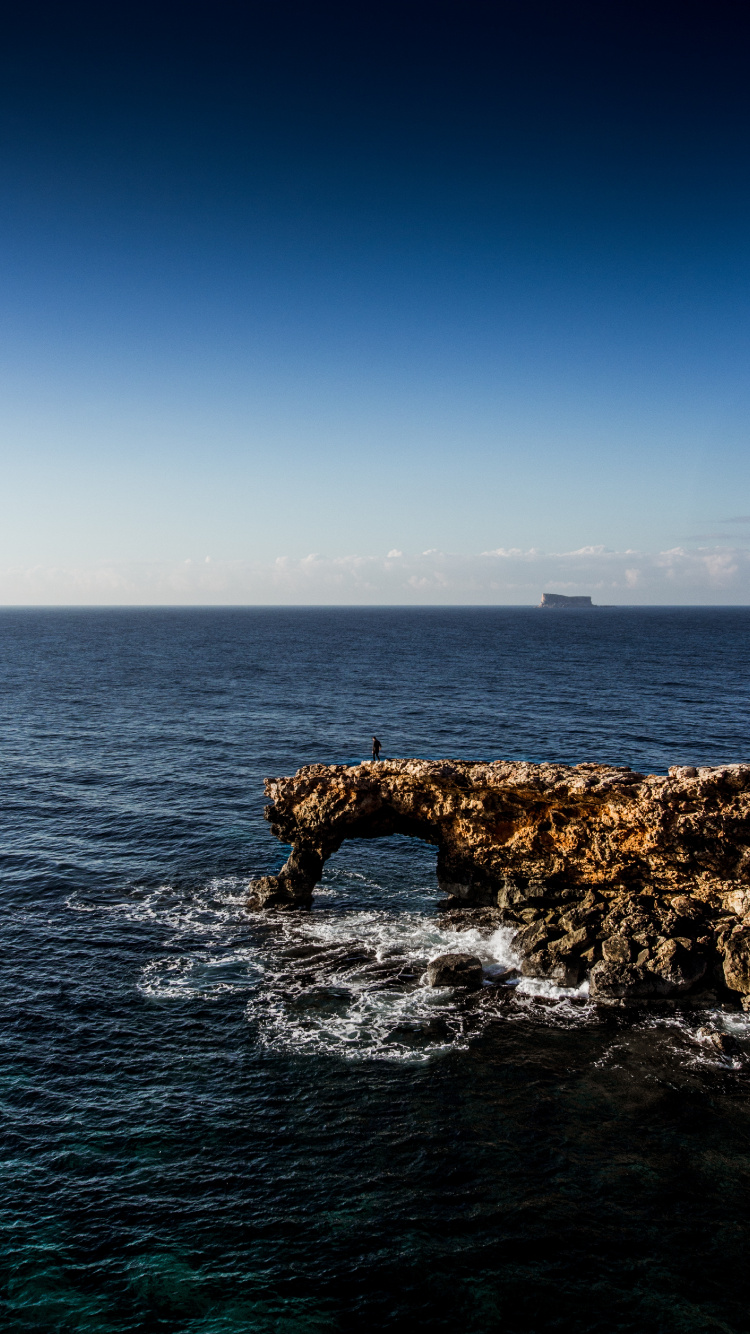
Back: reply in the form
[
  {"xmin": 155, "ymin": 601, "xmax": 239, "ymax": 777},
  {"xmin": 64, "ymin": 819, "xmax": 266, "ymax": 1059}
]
[
  {"xmin": 539, "ymin": 593, "xmax": 594, "ymax": 607},
  {"xmin": 248, "ymin": 758, "xmax": 750, "ymax": 1004}
]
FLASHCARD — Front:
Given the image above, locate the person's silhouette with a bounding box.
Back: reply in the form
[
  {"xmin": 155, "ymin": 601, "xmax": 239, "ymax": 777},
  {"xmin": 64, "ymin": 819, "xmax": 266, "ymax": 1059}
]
[{"xmin": 371, "ymin": 736, "xmax": 381, "ymax": 760}]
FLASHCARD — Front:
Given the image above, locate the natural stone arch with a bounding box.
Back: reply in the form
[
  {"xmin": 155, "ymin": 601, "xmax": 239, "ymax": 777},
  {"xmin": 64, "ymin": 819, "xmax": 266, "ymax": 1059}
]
[
  {"xmin": 249, "ymin": 799, "xmax": 451, "ymax": 909},
  {"xmin": 246, "ymin": 757, "xmax": 750, "ymax": 1004},
  {"xmin": 247, "ymin": 756, "xmax": 750, "ymax": 911}
]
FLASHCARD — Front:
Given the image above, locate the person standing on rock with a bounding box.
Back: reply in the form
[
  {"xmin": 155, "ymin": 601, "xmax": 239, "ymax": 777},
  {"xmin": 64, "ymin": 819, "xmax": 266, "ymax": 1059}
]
[{"xmin": 372, "ymin": 736, "xmax": 382, "ymax": 761}]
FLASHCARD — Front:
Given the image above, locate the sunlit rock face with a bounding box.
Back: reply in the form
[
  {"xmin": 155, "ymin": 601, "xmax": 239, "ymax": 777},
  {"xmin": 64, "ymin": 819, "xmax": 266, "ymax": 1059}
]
[{"xmin": 248, "ymin": 758, "xmax": 750, "ymax": 1004}]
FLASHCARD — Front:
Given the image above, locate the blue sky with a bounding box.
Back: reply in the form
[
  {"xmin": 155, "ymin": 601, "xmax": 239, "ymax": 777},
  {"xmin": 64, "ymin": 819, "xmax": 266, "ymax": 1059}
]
[{"xmin": 1, "ymin": 1, "xmax": 749, "ymax": 602}]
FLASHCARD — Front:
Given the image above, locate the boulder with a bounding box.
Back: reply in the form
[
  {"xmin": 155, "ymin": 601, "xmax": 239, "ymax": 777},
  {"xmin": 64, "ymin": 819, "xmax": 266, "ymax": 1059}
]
[
  {"xmin": 722, "ymin": 932, "xmax": 750, "ymax": 994},
  {"xmin": 547, "ymin": 957, "xmax": 584, "ymax": 987},
  {"xmin": 697, "ymin": 1028, "xmax": 741, "ymax": 1057},
  {"xmin": 589, "ymin": 960, "xmax": 656, "ymax": 1001},
  {"xmin": 602, "ymin": 934, "xmax": 634, "ymax": 965},
  {"xmin": 520, "ymin": 948, "xmax": 548, "ymax": 979},
  {"xmin": 548, "ymin": 925, "xmax": 590, "ymax": 958},
  {"xmin": 513, "ymin": 919, "xmax": 551, "ymax": 955},
  {"xmin": 521, "ymin": 949, "xmax": 581, "ymax": 988},
  {"xmin": 558, "ymin": 899, "xmax": 600, "ymax": 933},
  {"xmin": 670, "ymin": 894, "xmax": 701, "ymax": 920},
  {"xmin": 484, "ymin": 964, "xmax": 520, "ymax": 984},
  {"xmin": 724, "ymin": 888, "xmax": 750, "ymax": 919},
  {"xmin": 426, "ymin": 953, "xmax": 484, "ymax": 989},
  {"xmin": 652, "ymin": 938, "xmax": 707, "ymax": 995},
  {"xmin": 246, "ymin": 876, "xmax": 306, "ymax": 910}
]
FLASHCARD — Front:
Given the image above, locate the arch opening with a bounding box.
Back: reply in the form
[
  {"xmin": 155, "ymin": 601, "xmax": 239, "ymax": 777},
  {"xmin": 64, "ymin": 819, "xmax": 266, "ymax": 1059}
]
[
  {"xmin": 248, "ymin": 815, "xmax": 482, "ymax": 911},
  {"xmin": 317, "ymin": 833, "xmax": 441, "ymax": 915}
]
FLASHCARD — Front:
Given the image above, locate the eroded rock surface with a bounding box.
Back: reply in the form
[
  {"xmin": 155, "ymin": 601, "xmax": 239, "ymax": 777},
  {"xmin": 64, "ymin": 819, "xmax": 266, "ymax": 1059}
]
[
  {"xmin": 248, "ymin": 758, "xmax": 750, "ymax": 1004},
  {"xmin": 426, "ymin": 953, "xmax": 484, "ymax": 989}
]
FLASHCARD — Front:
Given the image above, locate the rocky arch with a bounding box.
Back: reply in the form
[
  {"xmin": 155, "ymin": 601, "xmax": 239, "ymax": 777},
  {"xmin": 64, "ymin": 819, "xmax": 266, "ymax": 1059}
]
[
  {"xmin": 248, "ymin": 803, "xmax": 455, "ymax": 910},
  {"xmin": 246, "ymin": 757, "xmax": 750, "ymax": 1004},
  {"xmin": 247, "ymin": 756, "xmax": 750, "ymax": 910}
]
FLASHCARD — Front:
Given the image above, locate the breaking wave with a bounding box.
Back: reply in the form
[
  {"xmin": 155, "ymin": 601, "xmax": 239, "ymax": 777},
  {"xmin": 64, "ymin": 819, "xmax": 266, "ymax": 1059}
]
[{"xmin": 69, "ymin": 856, "xmax": 595, "ymax": 1062}]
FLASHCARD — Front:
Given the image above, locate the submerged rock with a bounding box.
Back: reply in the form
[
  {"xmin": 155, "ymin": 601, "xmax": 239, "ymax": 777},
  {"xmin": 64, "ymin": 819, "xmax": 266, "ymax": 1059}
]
[
  {"xmin": 696, "ymin": 1028, "xmax": 742, "ymax": 1058},
  {"xmin": 247, "ymin": 757, "xmax": 750, "ymax": 1005},
  {"xmin": 426, "ymin": 953, "xmax": 484, "ymax": 989}
]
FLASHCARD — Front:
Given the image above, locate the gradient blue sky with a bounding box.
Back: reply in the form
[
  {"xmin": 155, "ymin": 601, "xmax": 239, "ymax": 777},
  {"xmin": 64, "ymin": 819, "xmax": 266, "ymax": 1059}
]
[{"xmin": 1, "ymin": 1, "xmax": 750, "ymax": 602}]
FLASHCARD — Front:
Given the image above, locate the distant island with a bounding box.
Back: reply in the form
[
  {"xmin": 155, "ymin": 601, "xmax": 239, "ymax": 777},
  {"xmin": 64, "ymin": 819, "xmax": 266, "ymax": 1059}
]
[{"xmin": 539, "ymin": 593, "xmax": 594, "ymax": 608}]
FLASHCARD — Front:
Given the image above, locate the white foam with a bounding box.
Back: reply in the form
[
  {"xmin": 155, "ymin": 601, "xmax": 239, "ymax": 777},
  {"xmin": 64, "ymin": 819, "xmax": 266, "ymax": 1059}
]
[
  {"xmin": 67, "ymin": 872, "xmax": 597, "ymax": 1061},
  {"xmin": 139, "ymin": 949, "xmax": 263, "ymax": 1000},
  {"xmin": 300, "ymin": 910, "xmax": 518, "ymax": 968},
  {"xmin": 66, "ymin": 879, "xmax": 250, "ymax": 944},
  {"xmin": 245, "ymin": 909, "xmax": 521, "ymax": 1061}
]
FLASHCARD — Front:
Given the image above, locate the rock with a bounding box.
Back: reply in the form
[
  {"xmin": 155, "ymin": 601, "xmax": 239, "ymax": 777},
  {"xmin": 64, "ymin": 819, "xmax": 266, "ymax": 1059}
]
[
  {"xmin": 248, "ymin": 756, "xmax": 750, "ymax": 1006},
  {"xmin": 724, "ymin": 888, "xmax": 750, "ymax": 918},
  {"xmin": 590, "ymin": 940, "xmax": 708, "ymax": 1001},
  {"xmin": 496, "ymin": 879, "xmax": 526, "ymax": 910},
  {"xmin": 602, "ymin": 934, "xmax": 634, "ymax": 965},
  {"xmin": 437, "ymin": 905, "xmax": 501, "ymax": 934},
  {"xmin": 547, "ymin": 958, "xmax": 583, "ymax": 987},
  {"xmin": 426, "ymin": 953, "xmax": 484, "ymax": 989},
  {"xmin": 514, "ymin": 919, "xmax": 551, "ymax": 955},
  {"xmin": 548, "ymin": 925, "xmax": 590, "ymax": 958},
  {"xmin": 651, "ymin": 938, "xmax": 707, "ymax": 995},
  {"xmin": 521, "ymin": 950, "xmax": 581, "ymax": 987},
  {"xmin": 589, "ymin": 960, "xmax": 656, "ymax": 1001},
  {"xmin": 246, "ymin": 876, "xmax": 307, "ymax": 910},
  {"xmin": 666, "ymin": 896, "xmax": 705, "ymax": 937},
  {"xmin": 696, "ymin": 1028, "xmax": 741, "ymax": 1056},
  {"xmin": 252, "ymin": 758, "xmax": 750, "ymax": 914},
  {"xmin": 558, "ymin": 897, "xmax": 599, "ymax": 933},
  {"xmin": 721, "ymin": 932, "xmax": 750, "ymax": 994},
  {"xmin": 540, "ymin": 594, "xmax": 594, "ymax": 607},
  {"xmin": 670, "ymin": 894, "xmax": 700, "ymax": 919},
  {"xmin": 520, "ymin": 949, "xmax": 549, "ymax": 978},
  {"xmin": 483, "ymin": 963, "xmax": 520, "ymax": 984}
]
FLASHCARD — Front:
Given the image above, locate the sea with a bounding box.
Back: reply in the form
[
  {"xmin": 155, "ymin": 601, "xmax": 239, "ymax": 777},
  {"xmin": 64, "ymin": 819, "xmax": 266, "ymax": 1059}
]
[{"xmin": 3, "ymin": 605, "xmax": 750, "ymax": 1334}]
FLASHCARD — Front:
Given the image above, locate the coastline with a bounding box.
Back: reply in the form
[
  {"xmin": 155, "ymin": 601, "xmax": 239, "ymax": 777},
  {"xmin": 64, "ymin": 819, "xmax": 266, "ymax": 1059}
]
[{"xmin": 249, "ymin": 757, "xmax": 750, "ymax": 1007}]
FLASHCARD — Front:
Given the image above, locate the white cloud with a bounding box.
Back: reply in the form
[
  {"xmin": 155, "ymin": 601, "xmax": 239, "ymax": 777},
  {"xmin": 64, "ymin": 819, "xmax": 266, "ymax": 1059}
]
[{"xmin": 1, "ymin": 545, "xmax": 749, "ymax": 605}]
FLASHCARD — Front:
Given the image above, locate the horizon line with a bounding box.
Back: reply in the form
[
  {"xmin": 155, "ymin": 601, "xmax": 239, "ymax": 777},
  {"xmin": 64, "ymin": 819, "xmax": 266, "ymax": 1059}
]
[{"xmin": 1, "ymin": 602, "xmax": 749, "ymax": 612}]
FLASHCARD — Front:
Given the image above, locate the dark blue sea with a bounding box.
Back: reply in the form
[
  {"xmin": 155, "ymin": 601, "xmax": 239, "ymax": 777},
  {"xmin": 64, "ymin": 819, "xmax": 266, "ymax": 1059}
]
[{"xmin": 3, "ymin": 606, "xmax": 750, "ymax": 1333}]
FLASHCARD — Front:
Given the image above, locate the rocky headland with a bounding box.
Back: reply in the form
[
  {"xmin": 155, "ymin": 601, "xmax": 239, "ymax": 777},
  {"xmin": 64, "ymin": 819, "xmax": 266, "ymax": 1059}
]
[{"xmin": 247, "ymin": 758, "xmax": 750, "ymax": 1006}]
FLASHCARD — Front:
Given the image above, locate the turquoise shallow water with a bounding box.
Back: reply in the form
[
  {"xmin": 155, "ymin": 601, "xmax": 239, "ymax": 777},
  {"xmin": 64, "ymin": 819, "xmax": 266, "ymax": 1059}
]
[{"xmin": 3, "ymin": 606, "xmax": 750, "ymax": 1333}]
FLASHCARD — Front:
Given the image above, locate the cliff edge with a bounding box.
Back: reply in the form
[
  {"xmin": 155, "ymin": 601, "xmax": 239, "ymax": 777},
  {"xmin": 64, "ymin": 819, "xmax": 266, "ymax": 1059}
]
[
  {"xmin": 540, "ymin": 593, "xmax": 593, "ymax": 607},
  {"xmin": 248, "ymin": 758, "xmax": 750, "ymax": 1004}
]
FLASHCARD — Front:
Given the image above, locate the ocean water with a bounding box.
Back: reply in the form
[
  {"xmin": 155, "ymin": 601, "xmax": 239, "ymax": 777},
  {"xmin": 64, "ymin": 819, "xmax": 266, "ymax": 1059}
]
[{"xmin": 3, "ymin": 605, "xmax": 750, "ymax": 1333}]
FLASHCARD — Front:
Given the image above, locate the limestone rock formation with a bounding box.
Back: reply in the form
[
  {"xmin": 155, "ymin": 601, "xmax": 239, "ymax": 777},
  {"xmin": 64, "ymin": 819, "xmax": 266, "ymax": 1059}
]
[{"xmin": 248, "ymin": 758, "xmax": 750, "ymax": 1004}]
